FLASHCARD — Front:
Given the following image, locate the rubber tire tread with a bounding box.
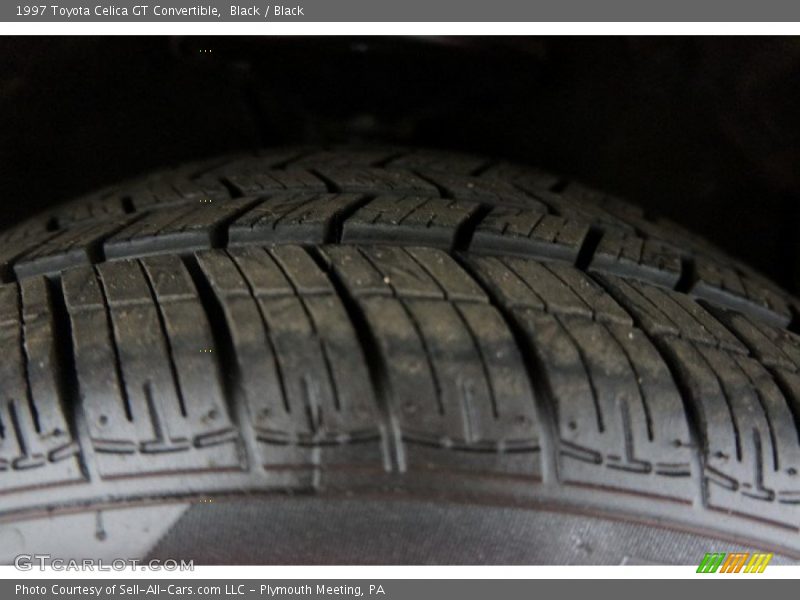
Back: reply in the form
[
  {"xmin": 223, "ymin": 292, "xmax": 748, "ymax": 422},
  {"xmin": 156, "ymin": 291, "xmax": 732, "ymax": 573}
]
[{"xmin": 1, "ymin": 146, "xmax": 799, "ymax": 556}]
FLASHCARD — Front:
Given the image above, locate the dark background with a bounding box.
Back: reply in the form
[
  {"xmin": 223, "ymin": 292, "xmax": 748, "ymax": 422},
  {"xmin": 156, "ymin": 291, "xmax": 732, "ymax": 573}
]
[{"xmin": 2, "ymin": 37, "xmax": 799, "ymax": 290}]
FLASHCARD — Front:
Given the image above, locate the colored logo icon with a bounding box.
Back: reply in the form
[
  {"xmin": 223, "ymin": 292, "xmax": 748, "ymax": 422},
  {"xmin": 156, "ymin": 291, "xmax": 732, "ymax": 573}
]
[{"xmin": 697, "ymin": 553, "xmax": 773, "ymax": 573}]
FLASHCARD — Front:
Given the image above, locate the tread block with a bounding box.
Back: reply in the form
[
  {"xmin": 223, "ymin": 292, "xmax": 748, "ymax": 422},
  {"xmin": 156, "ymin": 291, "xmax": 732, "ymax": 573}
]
[
  {"xmin": 268, "ymin": 245, "xmax": 335, "ymax": 296},
  {"xmin": 589, "ymin": 232, "xmax": 683, "ymax": 289},
  {"xmin": 0, "ymin": 279, "xmax": 83, "ymax": 493},
  {"xmin": 468, "ymin": 256, "xmax": 631, "ymax": 324},
  {"xmin": 711, "ymin": 308, "xmax": 800, "ymax": 373},
  {"xmin": 419, "ymin": 173, "xmax": 540, "ymax": 207},
  {"xmin": 52, "ymin": 185, "xmax": 127, "ymax": 225},
  {"xmin": 231, "ymin": 169, "xmax": 326, "ymax": 195},
  {"xmin": 456, "ymin": 302, "xmax": 541, "ymax": 447},
  {"xmin": 341, "ymin": 196, "xmax": 480, "ymax": 249},
  {"xmin": 515, "ymin": 310, "xmax": 693, "ymax": 499},
  {"xmin": 125, "ymin": 176, "xmax": 230, "ymax": 211},
  {"xmin": 405, "ymin": 247, "xmax": 487, "ymax": 302},
  {"xmin": 104, "ymin": 199, "xmax": 256, "ymax": 260},
  {"xmin": 63, "ymin": 261, "xmax": 241, "ymax": 478},
  {"xmin": 470, "ymin": 207, "xmax": 588, "ymax": 262},
  {"xmin": 735, "ymin": 359, "xmax": 800, "ymax": 491},
  {"xmin": 323, "ymin": 245, "xmax": 487, "ymax": 302},
  {"xmin": 0, "ymin": 217, "xmax": 49, "ymax": 247},
  {"xmin": 598, "ymin": 275, "xmax": 746, "ymax": 353},
  {"xmin": 479, "ymin": 167, "xmax": 634, "ymax": 234},
  {"xmin": 140, "ymin": 255, "xmax": 238, "ymax": 446},
  {"xmin": 196, "ymin": 247, "xmax": 383, "ymax": 478},
  {"xmin": 325, "ymin": 245, "xmax": 541, "ymax": 475},
  {"xmin": 766, "ymin": 369, "xmax": 800, "ymax": 505},
  {"xmin": 691, "ymin": 259, "xmax": 792, "ymax": 328},
  {"xmin": 208, "ymin": 167, "xmax": 327, "ymax": 196},
  {"xmin": 325, "ymin": 245, "xmax": 443, "ymax": 300},
  {"xmin": 13, "ymin": 216, "xmax": 135, "ymax": 279},
  {"xmin": 0, "ymin": 229, "xmax": 59, "ymax": 282},
  {"xmin": 408, "ymin": 299, "xmax": 535, "ymax": 447},
  {"xmin": 317, "ymin": 168, "xmax": 438, "ymax": 195},
  {"xmin": 326, "ymin": 245, "xmax": 487, "ymax": 302},
  {"xmin": 662, "ymin": 339, "xmax": 800, "ymax": 524},
  {"xmin": 228, "ymin": 193, "xmax": 365, "ymax": 245},
  {"xmin": 361, "ymin": 295, "xmax": 541, "ymax": 473}
]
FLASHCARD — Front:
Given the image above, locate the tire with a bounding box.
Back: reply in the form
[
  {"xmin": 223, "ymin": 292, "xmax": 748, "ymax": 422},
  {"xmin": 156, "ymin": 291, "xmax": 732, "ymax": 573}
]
[{"xmin": 1, "ymin": 146, "xmax": 799, "ymax": 562}]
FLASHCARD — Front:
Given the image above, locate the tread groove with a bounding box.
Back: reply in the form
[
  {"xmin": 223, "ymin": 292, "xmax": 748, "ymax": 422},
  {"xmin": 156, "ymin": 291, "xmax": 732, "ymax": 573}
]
[
  {"xmin": 693, "ymin": 346, "xmax": 743, "ymax": 462},
  {"xmin": 265, "ymin": 247, "xmax": 342, "ymax": 412},
  {"xmin": 702, "ymin": 302, "xmax": 800, "ymax": 451},
  {"xmin": 48, "ymin": 276, "xmax": 82, "ymax": 444},
  {"xmin": 138, "ymin": 260, "xmax": 188, "ymax": 418},
  {"xmin": 454, "ymin": 303, "xmax": 499, "ymax": 419},
  {"xmin": 219, "ymin": 177, "xmax": 244, "ymax": 199},
  {"xmin": 357, "ymin": 247, "xmax": 445, "ymax": 416},
  {"xmin": 606, "ymin": 324, "xmax": 655, "ymax": 442},
  {"xmin": 310, "ymin": 169, "xmax": 340, "ymax": 194},
  {"xmin": 787, "ymin": 305, "xmax": 800, "ymax": 337},
  {"xmin": 455, "ymin": 254, "xmax": 558, "ymax": 484},
  {"xmin": 307, "ymin": 246, "xmax": 404, "ymax": 473},
  {"xmin": 209, "ymin": 198, "xmax": 263, "ymax": 248},
  {"xmin": 768, "ymin": 371, "xmax": 800, "ymax": 450},
  {"xmin": 574, "ymin": 226, "xmax": 603, "ymax": 271},
  {"xmin": 7, "ymin": 402, "xmax": 28, "ymax": 456},
  {"xmin": 733, "ymin": 356, "xmax": 779, "ymax": 471},
  {"xmin": 675, "ymin": 256, "xmax": 697, "ymax": 294},
  {"xmin": 412, "ymin": 171, "xmax": 449, "ymax": 199},
  {"xmin": 16, "ymin": 284, "xmax": 40, "ymax": 434},
  {"xmin": 329, "ymin": 195, "xmax": 374, "ymax": 244},
  {"xmin": 589, "ymin": 273, "xmax": 707, "ymax": 508},
  {"xmin": 453, "ymin": 203, "xmax": 492, "ymax": 252},
  {"xmin": 121, "ymin": 197, "xmax": 135, "ymax": 215},
  {"xmin": 225, "ymin": 249, "xmax": 291, "ymax": 415},
  {"xmin": 94, "ymin": 266, "xmax": 134, "ymax": 423},
  {"xmin": 553, "ymin": 314, "xmax": 605, "ymax": 434},
  {"xmin": 182, "ymin": 254, "xmax": 244, "ymax": 434}
]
